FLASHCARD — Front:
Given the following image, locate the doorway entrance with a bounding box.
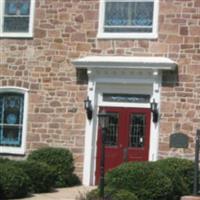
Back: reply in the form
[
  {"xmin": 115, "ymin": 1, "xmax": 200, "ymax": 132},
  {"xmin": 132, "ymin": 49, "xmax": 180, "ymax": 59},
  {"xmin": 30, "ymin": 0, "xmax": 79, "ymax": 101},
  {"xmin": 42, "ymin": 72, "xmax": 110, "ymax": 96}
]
[{"xmin": 95, "ymin": 107, "xmax": 151, "ymax": 183}]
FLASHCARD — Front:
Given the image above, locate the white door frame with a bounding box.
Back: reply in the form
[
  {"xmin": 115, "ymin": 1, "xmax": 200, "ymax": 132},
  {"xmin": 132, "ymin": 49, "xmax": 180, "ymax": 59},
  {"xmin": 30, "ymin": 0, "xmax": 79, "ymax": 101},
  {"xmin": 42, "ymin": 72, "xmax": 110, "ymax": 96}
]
[
  {"xmin": 82, "ymin": 68, "xmax": 161, "ymax": 186},
  {"xmin": 72, "ymin": 56, "xmax": 176, "ymax": 186}
]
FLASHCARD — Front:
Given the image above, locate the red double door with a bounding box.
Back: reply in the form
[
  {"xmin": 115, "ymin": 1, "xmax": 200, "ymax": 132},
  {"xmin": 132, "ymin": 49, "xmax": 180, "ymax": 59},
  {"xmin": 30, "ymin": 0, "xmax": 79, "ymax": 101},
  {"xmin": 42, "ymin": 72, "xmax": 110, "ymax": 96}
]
[{"xmin": 96, "ymin": 107, "xmax": 151, "ymax": 183}]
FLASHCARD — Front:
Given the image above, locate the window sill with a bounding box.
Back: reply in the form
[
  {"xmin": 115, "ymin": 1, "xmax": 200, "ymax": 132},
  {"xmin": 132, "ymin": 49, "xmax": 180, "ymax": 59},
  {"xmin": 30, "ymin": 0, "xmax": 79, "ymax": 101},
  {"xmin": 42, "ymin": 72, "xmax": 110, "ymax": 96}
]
[
  {"xmin": 97, "ymin": 32, "xmax": 158, "ymax": 40},
  {"xmin": 0, "ymin": 146, "xmax": 25, "ymax": 155},
  {"xmin": 0, "ymin": 32, "xmax": 33, "ymax": 38}
]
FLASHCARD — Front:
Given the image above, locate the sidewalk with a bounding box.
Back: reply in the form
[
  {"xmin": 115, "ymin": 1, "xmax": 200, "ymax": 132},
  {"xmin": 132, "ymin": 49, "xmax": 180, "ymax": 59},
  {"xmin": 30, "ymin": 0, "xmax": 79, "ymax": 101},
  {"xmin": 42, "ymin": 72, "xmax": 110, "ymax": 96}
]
[{"xmin": 15, "ymin": 186, "xmax": 96, "ymax": 200}]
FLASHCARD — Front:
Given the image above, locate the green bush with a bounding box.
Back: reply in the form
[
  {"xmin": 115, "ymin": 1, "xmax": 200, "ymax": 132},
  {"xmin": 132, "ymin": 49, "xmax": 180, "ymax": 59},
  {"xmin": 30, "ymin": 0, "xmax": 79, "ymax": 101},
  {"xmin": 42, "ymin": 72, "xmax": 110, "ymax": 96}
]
[
  {"xmin": 0, "ymin": 162, "xmax": 31, "ymax": 199},
  {"xmin": 104, "ymin": 158, "xmax": 194, "ymax": 200},
  {"xmin": 85, "ymin": 188, "xmax": 138, "ymax": 200},
  {"xmin": 13, "ymin": 160, "xmax": 56, "ymax": 193},
  {"xmin": 154, "ymin": 157, "xmax": 194, "ymax": 200},
  {"xmin": 28, "ymin": 147, "xmax": 79, "ymax": 187},
  {"xmin": 105, "ymin": 162, "xmax": 173, "ymax": 200},
  {"xmin": 68, "ymin": 173, "xmax": 81, "ymax": 186},
  {"xmin": 85, "ymin": 189, "xmax": 101, "ymax": 200},
  {"xmin": 0, "ymin": 157, "xmax": 10, "ymax": 163},
  {"xmin": 112, "ymin": 189, "xmax": 138, "ymax": 200}
]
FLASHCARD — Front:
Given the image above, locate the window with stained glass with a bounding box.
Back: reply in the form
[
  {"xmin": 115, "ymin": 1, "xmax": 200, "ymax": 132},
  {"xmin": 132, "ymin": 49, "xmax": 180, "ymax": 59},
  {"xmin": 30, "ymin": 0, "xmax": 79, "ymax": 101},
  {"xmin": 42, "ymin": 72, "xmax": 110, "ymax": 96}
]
[
  {"xmin": 0, "ymin": 93, "xmax": 24, "ymax": 147},
  {"xmin": 0, "ymin": 0, "xmax": 35, "ymax": 37},
  {"xmin": 98, "ymin": 0, "xmax": 159, "ymax": 39}
]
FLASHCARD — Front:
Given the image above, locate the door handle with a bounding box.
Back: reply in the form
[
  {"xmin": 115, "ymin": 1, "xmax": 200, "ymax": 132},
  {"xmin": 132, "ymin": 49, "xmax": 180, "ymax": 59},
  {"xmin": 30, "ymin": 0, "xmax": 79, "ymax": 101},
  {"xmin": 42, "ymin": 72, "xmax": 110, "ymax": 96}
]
[{"xmin": 123, "ymin": 147, "xmax": 128, "ymax": 162}]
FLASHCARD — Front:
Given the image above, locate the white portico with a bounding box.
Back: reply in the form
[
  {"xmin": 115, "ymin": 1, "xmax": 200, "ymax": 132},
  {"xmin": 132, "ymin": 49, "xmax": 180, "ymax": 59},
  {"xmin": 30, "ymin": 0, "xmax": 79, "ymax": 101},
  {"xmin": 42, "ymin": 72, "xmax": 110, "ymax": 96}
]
[{"xmin": 72, "ymin": 56, "xmax": 177, "ymax": 186}]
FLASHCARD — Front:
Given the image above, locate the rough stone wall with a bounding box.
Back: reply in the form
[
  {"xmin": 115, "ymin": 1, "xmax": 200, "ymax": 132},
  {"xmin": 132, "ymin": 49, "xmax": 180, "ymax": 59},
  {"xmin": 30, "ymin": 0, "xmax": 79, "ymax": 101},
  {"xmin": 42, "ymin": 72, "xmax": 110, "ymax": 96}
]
[
  {"xmin": 158, "ymin": 0, "xmax": 200, "ymax": 159},
  {"xmin": 0, "ymin": 0, "xmax": 200, "ymax": 178}
]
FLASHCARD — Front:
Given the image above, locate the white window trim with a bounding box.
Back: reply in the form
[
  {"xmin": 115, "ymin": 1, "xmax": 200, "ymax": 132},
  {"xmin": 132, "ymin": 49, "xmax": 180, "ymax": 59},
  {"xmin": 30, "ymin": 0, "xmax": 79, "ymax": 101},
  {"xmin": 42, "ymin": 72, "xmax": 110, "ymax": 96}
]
[
  {"xmin": 0, "ymin": 0, "xmax": 35, "ymax": 38},
  {"xmin": 0, "ymin": 87, "xmax": 29, "ymax": 155},
  {"xmin": 97, "ymin": 0, "xmax": 159, "ymax": 39}
]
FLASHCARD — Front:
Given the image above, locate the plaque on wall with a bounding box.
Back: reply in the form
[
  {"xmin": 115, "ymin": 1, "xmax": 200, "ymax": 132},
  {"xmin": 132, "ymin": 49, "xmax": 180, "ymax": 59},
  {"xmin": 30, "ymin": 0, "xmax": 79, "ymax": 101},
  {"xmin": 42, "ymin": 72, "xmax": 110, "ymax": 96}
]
[{"xmin": 170, "ymin": 132, "xmax": 189, "ymax": 148}]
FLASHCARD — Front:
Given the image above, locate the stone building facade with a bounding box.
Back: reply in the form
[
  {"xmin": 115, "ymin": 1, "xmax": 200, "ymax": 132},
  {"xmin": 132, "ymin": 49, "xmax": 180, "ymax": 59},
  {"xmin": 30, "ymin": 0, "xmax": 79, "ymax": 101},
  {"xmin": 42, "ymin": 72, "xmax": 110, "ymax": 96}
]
[{"xmin": 0, "ymin": 0, "xmax": 200, "ymax": 185}]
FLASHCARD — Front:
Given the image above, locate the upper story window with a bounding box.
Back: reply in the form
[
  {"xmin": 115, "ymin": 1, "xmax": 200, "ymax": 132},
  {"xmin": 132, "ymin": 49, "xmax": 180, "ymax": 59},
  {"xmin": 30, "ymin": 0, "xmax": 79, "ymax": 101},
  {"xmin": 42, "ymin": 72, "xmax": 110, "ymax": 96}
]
[
  {"xmin": 0, "ymin": 0, "xmax": 35, "ymax": 38},
  {"xmin": 0, "ymin": 87, "xmax": 28, "ymax": 155},
  {"xmin": 98, "ymin": 0, "xmax": 159, "ymax": 39}
]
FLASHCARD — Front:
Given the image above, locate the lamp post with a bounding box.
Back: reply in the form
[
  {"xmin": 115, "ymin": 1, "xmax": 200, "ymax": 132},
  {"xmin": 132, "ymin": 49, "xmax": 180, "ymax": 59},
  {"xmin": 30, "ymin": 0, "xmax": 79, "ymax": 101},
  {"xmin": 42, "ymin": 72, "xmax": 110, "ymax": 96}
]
[{"xmin": 98, "ymin": 110, "xmax": 110, "ymax": 199}]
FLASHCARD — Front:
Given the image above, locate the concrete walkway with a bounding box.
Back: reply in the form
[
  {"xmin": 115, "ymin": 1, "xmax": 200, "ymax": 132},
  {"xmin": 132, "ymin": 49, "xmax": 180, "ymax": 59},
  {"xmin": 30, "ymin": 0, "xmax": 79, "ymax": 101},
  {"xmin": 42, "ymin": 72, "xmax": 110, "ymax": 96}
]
[{"xmin": 15, "ymin": 186, "xmax": 96, "ymax": 200}]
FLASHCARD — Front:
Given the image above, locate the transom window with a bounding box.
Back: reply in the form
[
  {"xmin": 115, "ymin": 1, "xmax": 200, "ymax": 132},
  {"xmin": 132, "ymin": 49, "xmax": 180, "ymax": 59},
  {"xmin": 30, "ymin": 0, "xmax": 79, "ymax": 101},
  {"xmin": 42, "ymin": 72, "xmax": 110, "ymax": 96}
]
[
  {"xmin": 103, "ymin": 93, "xmax": 150, "ymax": 103},
  {"xmin": 0, "ymin": 0, "xmax": 35, "ymax": 38},
  {"xmin": 0, "ymin": 88, "xmax": 28, "ymax": 155},
  {"xmin": 98, "ymin": 0, "xmax": 159, "ymax": 39}
]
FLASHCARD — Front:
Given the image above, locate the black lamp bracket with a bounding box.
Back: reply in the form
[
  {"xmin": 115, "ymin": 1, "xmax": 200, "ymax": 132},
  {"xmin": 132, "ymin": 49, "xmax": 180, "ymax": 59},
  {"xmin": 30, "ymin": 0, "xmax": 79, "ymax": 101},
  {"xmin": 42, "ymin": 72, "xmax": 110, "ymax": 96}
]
[
  {"xmin": 150, "ymin": 99, "xmax": 159, "ymax": 123},
  {"xmin": 84, "ymin": 97, "xmax": 93, "ymax": 120}
]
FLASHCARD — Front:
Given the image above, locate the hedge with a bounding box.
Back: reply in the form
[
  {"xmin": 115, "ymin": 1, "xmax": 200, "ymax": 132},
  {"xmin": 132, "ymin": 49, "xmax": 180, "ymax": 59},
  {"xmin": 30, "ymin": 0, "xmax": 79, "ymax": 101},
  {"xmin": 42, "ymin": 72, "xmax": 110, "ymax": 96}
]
[
  {"xmin": 86, "ymin": 158, "xmax": 194, "ymax": 200},
  {"xmin": 85, "ymin": 188, "xmax": 138, "ymax": 200},
  {"xmin": 0, "ymin": 157, "xmax": 10, "ymax": 164},
  {"xmin": 28, "ymin": 147, "xmax": 80, "ymax": 187},
  {"xmin": 112, "ymin": 189, "xmax": 138, "ymax": 200},
  {"xmin": 154, "ymin": 157, "xmax": 194, "ymax": 200},
  {"xmin": 0, "ymin": 162, "xmax": 31, "ymax": 199},
  {"xmin": 12, "ymin": 160, "xmax": 56, "ymax": 193},
  {"xmin": 105, "ymin": 161, "xmax": 173, "ymax": 200}
]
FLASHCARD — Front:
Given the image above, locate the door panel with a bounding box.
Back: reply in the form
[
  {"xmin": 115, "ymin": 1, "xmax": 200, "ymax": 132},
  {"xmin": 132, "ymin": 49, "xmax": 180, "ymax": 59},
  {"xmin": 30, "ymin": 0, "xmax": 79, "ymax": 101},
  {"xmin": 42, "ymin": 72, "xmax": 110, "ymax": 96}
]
[
  {"xmin": 95, "ymin": 107, "xmax": 124, "ymax": 184},
  {"xmin": 95, "ymin": 107, "xmax": 151, "ymax": 184}
]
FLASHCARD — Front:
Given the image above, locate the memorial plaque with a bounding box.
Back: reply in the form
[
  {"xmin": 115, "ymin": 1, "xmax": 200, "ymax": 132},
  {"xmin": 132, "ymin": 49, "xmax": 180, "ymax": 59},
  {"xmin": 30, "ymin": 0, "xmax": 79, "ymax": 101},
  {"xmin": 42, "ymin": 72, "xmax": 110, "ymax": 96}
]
[{"xmin": 170, "ymin": 132, "xmax": 189, "ymax": 148}]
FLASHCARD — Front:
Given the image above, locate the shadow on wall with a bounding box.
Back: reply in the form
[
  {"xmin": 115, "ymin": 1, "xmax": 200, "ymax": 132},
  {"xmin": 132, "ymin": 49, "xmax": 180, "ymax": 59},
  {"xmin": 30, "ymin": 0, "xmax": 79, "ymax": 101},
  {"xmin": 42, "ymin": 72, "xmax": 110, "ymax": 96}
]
[
  {"xmin": 162, "ymin": 68, "xmax": 179, "ymax": 87},
  {"xmin": 76, "ymin": 69, "xmax": 88, "ymax": 85}
]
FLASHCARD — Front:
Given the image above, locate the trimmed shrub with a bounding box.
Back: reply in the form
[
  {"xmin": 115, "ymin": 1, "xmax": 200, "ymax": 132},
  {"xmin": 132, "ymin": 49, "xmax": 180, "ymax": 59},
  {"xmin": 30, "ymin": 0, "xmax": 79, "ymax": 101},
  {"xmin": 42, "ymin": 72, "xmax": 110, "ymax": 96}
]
[
  {"xmin": 105, "ymin": 162, "xmax": 173, "ymax": 200},
  {"xmin": 72, "ymin": 158, "xmax": 194, "ymax": 200},
  {"xmin": 86, "ymin": 189, "xmax": 101, "ymax": 200},
  {"xmin": 68, "ymin": 173, "xmax": 81, "ymax": 186},
  {"xmin": 28, "ymin": 147, "xmax": 79, "ymax": 187},
  {"xmin": 112, "ymin": 189, "xmax": 138, "ymax": 200},
  {"xmin": 13, "ymin": 160, "xmax": 56, "ymax": 193},
  {"xmin": 0, "ymin": 162, "xmax": 31, "ymax": 199},
  {"xmin": 85, "ymin": 188, "xmax": 138, "ymax": 200},
  {"xmin": 154, "ymin": 157, "xmax": 194, "ymax": 200},
  {"xmin": 0, "ymin": 157, "xmax": 10, "ymax": 163}
]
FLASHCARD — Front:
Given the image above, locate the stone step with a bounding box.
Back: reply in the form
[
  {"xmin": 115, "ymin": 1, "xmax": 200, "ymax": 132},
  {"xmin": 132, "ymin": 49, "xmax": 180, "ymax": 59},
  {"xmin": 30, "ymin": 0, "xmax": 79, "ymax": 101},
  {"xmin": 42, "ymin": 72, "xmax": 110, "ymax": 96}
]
[{"xmin": 181, "ymin": 196, "xmax": 200, "ymax": 200}]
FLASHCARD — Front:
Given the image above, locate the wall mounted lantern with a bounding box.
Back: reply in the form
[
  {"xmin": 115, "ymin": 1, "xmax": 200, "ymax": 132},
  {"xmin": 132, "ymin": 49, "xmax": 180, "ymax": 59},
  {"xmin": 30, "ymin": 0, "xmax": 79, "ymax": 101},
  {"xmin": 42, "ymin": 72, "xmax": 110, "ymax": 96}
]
[
  {"xmin": 98, "ymin": 110, "xmax": 110, "ymax": 199},
  {"xmin": 150, "ymin": 99, "xmax": 159, "ymax": 123},
  {"xmin": 84, "ymin": 97, "xmax": 92, "ymax": 120}
]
